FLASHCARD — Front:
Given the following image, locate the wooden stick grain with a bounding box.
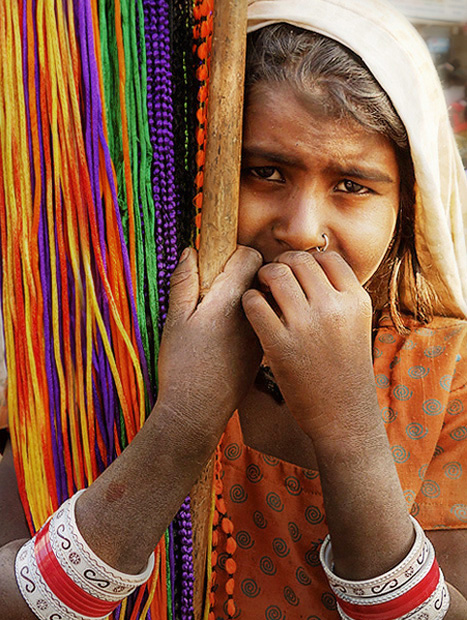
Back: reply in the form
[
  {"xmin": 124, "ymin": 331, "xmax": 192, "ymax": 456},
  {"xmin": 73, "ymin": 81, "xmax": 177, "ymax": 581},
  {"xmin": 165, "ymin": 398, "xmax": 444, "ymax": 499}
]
[
  {"xmin": 192, "ymin": 0, "xmax": 248, "ymax": 617},
  {"xmin": 198, "ymin": 0, "xmax": 248, "ymax": 293}
]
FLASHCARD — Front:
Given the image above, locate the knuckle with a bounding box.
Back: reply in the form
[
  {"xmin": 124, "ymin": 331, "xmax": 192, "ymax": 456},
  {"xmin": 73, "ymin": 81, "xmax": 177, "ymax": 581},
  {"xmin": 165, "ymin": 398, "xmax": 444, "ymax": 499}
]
[
  {"xmin": 321, "ymin": 250, "xmax": 346, "ymax": 266},
  {"xmin": 357, "ymin": 290, "xmax": 373, "ymax": 318},
  {"xmin": 281, "ymin": 251, "xmax": 314, "ymax": 267},
  {"xmin": 261, "ymin": 263, "xmax": 290, "ymax": 280},
  {"xmin": 326, "ymin": 250, "xmax": 343, "ymax": 261},
  {"xmin": 321, "ymin": 295, "xmax": 343, "ymax": 319},
  {"xmin": 170, "ymin": 268, "xmax": 192, "ymax": 289},
  {"xmin": 236, "ymin": 245, "xmax": 263, "ymax": 268},
  {"xmin": 242, "ymin": 289, "xmax": 259, "ymax": 308},
  {"xmin": 263, "ymin": 331, "xmax": 288, "ymax": 355},
  {"xmin": 224, "ymin": 296, "xmax": 242, "ymax": 318},
  {"xmin": 318, "ymin": 251, "xmax": 347, "ymax": 270},
  {"xmin": 326, "ymin": 306, "xmax": 346, "ymax": 327}
]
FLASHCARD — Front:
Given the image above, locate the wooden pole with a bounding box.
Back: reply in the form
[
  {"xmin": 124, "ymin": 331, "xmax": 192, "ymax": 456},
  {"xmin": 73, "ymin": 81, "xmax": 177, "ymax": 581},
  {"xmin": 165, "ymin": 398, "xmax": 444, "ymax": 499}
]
[
  {"xmin": 191, "ymin": 0, "xmax": 248, "ymax": 617},
  {"xmin": 197, "ymin": 0, "xmax": 247, "ymax": 293}
]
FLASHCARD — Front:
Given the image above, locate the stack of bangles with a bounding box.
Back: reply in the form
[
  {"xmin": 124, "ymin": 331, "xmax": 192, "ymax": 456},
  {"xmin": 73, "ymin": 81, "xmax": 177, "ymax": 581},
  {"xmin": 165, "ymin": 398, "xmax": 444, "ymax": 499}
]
[
  {"xmin": 319, "ymin": 516, "xmax": 450, "ymax": 620},
  {"xmin": 15, "ymin": 493, "xmax": 449, "ymax": 620},
  {"xmin": 15, "ymin": 489, "xmax": 155, "ymax": 620}
]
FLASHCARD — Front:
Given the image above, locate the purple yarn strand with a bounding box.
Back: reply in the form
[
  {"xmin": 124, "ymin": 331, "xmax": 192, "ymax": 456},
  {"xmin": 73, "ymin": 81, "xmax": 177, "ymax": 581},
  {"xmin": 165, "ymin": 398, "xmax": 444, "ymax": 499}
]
[
  {"xmin": 53, "ymin": 211, "xmax": 70, "ymax": 499},
  {"xmin": 144, "ymin": 0, "xmax": 179, "ymax": 324},
  {"xmin": 76, "ymin": 0, "xmax": 115, "ymax": 446}
]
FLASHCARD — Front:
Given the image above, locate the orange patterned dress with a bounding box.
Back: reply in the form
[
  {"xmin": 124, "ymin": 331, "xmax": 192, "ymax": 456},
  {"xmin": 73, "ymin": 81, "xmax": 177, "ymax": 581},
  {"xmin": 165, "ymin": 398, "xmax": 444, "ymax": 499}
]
[{"xmin": 212, "ymin": 313, "xmax": 467, "ymax": 619}]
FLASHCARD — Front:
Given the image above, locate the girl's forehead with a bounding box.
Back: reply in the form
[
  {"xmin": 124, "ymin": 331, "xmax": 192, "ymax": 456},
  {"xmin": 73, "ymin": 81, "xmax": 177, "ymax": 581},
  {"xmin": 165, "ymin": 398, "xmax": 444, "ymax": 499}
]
[
  {"xmin": 246, "ymin": 81, "xmax": 372, "ymax": 138},
  {"xmin": 243, "ymin": 82, "xmax": 398, "ymax": 171}
]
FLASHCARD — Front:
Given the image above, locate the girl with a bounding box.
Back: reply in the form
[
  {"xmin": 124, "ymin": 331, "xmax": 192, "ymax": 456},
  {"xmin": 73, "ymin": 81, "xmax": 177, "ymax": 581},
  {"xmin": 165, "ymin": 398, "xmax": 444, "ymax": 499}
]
[{"xmin": 1, "ymin": 0, "xmax": 467, "ymax": 619}]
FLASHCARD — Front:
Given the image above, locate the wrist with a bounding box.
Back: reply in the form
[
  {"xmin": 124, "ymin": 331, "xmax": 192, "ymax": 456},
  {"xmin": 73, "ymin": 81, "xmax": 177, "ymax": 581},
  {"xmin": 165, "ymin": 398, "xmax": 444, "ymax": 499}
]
[
  {"xmin": 150, "ymin": 398, "xmax": 229, "ymax": 460},
  {"xmin": 312, "ymin": 416, "xmax": 413, "ymax": 579},
  {"xmin": 311, "ymin": 406, "xmax": 387, "ymax": 462},
  {"xmin": 292, "ymin": 373, "xmax": 382, "ymax": 445},
  {"xmin": 15, "ymin": 492, "xmax": 154, "ymax": 620}
]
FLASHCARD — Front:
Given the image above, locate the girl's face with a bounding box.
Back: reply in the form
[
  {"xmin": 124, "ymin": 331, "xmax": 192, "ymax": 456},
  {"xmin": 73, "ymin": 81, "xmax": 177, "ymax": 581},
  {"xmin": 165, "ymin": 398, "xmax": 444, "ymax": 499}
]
[{"xmin": 238, "ymin": 84, "xmax": 401, "ymax": 285}]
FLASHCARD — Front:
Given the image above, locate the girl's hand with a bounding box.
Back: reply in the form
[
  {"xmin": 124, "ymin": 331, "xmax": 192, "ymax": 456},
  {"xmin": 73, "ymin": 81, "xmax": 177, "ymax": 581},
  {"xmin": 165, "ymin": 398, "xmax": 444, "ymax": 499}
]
[
  {"xmin": 242, "ymin": 250, "xmax": 380, "ymax": 445},
  {"xmin": 157, "ymin": 246, "xmax": 263, "ymax": 443}
]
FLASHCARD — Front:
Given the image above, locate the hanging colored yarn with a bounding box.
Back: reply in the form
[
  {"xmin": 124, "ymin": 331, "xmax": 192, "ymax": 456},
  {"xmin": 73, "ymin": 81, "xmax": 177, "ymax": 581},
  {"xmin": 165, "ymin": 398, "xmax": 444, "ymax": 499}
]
[
  {"xmin": 0, "ymin": 0, "xmax": 203, "ymax": 618},
  {"xmin": 1, "ymin": 0, "xmax": 149, "ymax": 523}
]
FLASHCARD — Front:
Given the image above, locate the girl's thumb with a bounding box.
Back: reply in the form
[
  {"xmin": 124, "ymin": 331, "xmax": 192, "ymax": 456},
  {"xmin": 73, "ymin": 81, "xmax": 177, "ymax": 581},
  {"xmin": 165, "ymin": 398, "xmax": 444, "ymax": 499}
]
[{"xmin": 166, "ymin": 248, "xmax": 200, "ymax": 323}]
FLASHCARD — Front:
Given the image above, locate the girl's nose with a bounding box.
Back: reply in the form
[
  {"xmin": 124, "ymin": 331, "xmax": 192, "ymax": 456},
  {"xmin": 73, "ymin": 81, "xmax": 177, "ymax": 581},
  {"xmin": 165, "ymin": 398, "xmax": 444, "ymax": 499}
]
[{"xmin": 272, "ymin": 198, "xmax": 327, "ymax": 252}]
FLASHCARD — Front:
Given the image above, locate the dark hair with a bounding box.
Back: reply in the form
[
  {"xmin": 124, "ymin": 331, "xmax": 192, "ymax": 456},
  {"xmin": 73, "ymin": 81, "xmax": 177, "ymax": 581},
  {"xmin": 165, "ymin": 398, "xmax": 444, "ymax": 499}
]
[{"xmin": 246, "ymin": 24, "xmax": 436, "ymax": 331}]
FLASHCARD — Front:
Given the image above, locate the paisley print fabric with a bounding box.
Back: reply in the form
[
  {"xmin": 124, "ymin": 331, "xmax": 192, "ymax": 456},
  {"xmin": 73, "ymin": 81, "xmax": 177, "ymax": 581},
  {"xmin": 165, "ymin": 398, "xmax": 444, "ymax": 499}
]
[
  {"xmin": 213, "ymin": 314, "xmax": 467, "ymax": 619},
  {"xmin": 376, "ymin": 314, "xmax": 467, "ymax": 529}
]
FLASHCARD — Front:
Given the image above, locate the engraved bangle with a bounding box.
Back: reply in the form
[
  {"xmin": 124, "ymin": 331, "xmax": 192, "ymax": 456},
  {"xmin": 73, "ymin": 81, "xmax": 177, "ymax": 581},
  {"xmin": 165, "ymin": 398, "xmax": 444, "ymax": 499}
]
[
  {"xmin": 15, "ymin": 489, "xmax": 156, "ymax": 620},
  {"xmin": 51, "ymin": 490, "xmax": 154, "ymax": 599},
  {"xmin": 319, "ymin": 516, "xmax": 449, "ymax": 620}
]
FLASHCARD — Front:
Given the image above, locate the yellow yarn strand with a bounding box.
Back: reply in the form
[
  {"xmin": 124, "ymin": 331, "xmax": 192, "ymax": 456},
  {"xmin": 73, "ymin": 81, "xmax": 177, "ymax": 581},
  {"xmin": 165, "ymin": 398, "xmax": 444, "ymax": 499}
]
[
  {"xmin": 202, "ymin": 478, "xmax": 217, "ymax": 620},
  {"xmin": 1, "ymin": 0, "xmax": 52, "ymax": 523},
  {"xmin": 140, "ymin": 547, "xmax": 161, "ymax": 619}
]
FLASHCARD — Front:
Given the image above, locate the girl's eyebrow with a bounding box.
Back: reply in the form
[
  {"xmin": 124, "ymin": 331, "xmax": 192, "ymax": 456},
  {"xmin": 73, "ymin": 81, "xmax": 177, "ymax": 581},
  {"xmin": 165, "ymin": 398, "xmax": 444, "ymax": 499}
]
[
  {"xmin": 242, "ymin": 147, "xmax": 396, "ymax": 184},
  {"xmin": 327, "ymin": 164, "xmax": 395, "ymax": 184},
  {"xmin": 241, "ymin": 146, "xmax": 303, "ymax": 167}
]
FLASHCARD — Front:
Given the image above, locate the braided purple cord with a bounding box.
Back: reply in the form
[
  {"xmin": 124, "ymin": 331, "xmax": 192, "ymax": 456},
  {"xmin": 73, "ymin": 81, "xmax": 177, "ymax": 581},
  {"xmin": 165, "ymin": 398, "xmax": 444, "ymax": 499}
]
[
  {"xmin": 156, "ymin": 9, "xmax": 179, "ymax": 319},
  {"xmin": 143, "ymin": 2, "xmax": 195, "ymax": 617},
  {"xmin": 142, "ymin": 1, "xmax": 177, "ymax": 610},
  {"xmin": 178, "ymin": 495, "xmax": 195, "ymax": 619},
  {"xmin": 143, "ymin": 0, "xmax": 179, "ymax": 325}
]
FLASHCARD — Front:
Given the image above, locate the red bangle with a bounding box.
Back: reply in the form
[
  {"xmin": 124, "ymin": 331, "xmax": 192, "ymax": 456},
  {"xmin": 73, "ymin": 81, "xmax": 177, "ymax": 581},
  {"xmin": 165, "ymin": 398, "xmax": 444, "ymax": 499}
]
[
  {"xmin": 337, "ymin": 558, "xmax": 440, "ymax": 620},
  {"xmin": 35, "ymin": 522, "xmax": 119, "ymax": 618}
]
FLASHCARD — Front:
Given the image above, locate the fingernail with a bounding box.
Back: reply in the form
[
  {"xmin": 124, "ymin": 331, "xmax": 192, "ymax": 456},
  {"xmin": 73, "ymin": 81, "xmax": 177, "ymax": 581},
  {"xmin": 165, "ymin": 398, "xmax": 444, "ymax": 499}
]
[{"xmin": 179, "ymin": 248, "xmax": 190, "ymax": 262}]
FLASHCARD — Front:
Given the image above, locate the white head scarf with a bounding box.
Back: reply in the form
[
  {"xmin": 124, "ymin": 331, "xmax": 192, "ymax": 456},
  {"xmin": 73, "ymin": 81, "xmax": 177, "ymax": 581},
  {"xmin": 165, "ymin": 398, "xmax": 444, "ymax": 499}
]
[{"xmin": 247, "ymin": 0, "xmax": 467, "ymax": 318}]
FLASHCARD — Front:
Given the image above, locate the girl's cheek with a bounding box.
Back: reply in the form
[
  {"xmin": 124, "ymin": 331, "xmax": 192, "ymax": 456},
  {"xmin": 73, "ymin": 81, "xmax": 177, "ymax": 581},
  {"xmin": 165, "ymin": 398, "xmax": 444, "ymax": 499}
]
[
  {"xmin": 238, "ymin": 200, "xmax": 268, "ymax": 244},
  {"xmin": 340, "ymin": 225, "xmax": 393, "ymax": 284}
]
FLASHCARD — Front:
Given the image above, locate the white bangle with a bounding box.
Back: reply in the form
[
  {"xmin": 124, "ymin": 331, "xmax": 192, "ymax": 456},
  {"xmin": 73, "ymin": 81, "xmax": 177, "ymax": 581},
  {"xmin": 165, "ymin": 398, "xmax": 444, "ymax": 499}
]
[
  {"xmin": 15, "ymin": 489, "xmax": 155, "ymax": 620},
  {"xmin": 336, "ymin": 575, "xmax": 449, "ymax": 620},
  {"xmin": 53, "ymin": 490, "xmax": 154, "ymax": 598},
  {"xmin": 319, "ymin": 516, "xmax": 449, "ymax": 620},
  {"xmin": 16, "ymin": 537, "xmax": 110, "ymax": 620}
]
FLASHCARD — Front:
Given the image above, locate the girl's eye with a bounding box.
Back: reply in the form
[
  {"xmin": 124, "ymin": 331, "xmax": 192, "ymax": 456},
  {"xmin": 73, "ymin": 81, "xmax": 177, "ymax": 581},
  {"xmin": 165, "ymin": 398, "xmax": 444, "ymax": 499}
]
[
  {"xmin": 336, "ymin": 179, "xmax": 370, "ymax": 194},
  {"xmin": 247, "ymin": 167, "xmax": 284, "ymax": 182}
]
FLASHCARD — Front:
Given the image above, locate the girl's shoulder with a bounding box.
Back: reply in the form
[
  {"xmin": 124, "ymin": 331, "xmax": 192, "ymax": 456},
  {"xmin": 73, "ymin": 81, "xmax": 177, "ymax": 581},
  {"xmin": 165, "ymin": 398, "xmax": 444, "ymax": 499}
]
[
  {"xmin": 374, "ymin": 311, "xmax": 467, "ymax": 392},
  {"xmin": 378, "ymin": 310, "xmax": 467, "ymax": 336},
  {"xmin": 374, "ymin": 311, "xmax": 467, "ymax": 398}
]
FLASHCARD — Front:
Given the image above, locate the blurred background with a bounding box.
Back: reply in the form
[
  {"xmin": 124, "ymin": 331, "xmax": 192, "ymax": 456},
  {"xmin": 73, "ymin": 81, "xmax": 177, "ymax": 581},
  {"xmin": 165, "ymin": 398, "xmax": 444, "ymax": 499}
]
[{"xmin": 389, "ymin": 0, "xmax": 467, "ymax": 167}]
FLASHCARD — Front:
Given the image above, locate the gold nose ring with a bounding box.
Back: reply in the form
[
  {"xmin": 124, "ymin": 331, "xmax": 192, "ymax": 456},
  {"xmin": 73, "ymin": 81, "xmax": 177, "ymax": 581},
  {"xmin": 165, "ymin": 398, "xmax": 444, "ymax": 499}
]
[{"xmin": 316, "ymin": 233, "xmax": 329, "ymax": 253}]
